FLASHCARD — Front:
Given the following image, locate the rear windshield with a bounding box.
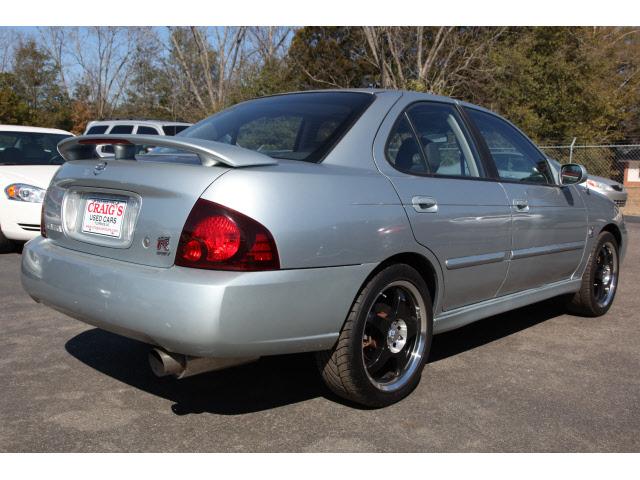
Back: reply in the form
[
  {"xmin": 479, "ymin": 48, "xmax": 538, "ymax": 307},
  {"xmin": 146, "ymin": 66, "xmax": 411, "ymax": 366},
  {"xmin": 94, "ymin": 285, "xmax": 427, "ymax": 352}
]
[
  {"xmin": 169, "ymin": 92, "xmax": 374, "ymax": 162},
  {"xmin": 0, "ymin": 131, "xmax": 72, "ymax": 165}
]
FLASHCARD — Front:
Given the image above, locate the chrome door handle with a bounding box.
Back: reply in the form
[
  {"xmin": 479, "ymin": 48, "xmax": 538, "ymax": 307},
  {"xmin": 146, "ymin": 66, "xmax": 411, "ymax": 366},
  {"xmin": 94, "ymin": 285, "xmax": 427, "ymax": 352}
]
[
  {"xmin": 513, "ymin": 199, "xmax": 529, "ymax": 212},
  {"xmin": 411, "ymin": 196, "xmax": 438, "ymax": 213}
]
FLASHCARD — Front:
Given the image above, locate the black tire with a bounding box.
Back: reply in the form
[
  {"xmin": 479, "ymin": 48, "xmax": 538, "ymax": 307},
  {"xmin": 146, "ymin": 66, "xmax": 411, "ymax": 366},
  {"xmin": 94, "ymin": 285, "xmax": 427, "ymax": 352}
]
[
  {"xmin": 566, "ymin": 231, "xmax": 619, "ymax": 317},
  {"xmin": 315, "ymin": 264, "xmax": 433, "ymax": 408},
  {"xmin": 0, "ymin": 228, "xmax": 14, "ymax": 253}
]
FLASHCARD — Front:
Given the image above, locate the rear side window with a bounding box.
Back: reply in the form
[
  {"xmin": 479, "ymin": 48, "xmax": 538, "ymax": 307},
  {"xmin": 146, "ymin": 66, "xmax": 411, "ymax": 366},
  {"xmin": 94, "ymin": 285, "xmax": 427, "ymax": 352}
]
[
  {"xmin": 109, "ymin": 125, "xmax": 134, "ymax": 134},
  {"xmin": 466, "ymin": 108, "xmax": 552, "ymax": 184},
  {"xmin": 86, "ymin": 125, "xmax": 108, "ymax": 134},
  {"xmin": 137, "ymin": 126, "xmax": 159, "ymax": 135},
  {"xmin": 162, "ymin": 125, "xmax": 189, "ymax": 136},
  {"xmin": 406, "ymin": 103, "xmax": 482, "ymax": 177},
  {"xmin": 385, "ymin": 102, "xmax": 482, "ymax": 177},
  {"xmin": 385, "ymin": 115, "xmax": 425, "ymax": 172},
  {"xmin": 177, "ymin": 92, "xmax": 374, "ymax": 162}
]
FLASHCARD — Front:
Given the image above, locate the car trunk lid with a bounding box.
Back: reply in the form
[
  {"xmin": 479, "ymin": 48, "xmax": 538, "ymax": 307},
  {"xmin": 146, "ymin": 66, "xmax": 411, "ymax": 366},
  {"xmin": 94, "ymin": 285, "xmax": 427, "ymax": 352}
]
[
  {"xmin": 43, "ymin": 157, "xmax": 232, "ymax": 268},
  {"xmin": 44, "ymin": 135, "xmax": 278, "ymax": 268}
]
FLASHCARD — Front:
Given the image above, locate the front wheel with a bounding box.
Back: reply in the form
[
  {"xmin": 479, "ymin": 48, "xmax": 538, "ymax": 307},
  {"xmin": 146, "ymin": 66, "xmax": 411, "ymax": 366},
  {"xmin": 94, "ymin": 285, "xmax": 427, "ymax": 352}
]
[
  {"xmin": 567, "ymin": 231, "xmax": 619, "ymax": 317},
  {"xmin": 316, "ymin": 264, "xmax": 432, "ymax": 407}
]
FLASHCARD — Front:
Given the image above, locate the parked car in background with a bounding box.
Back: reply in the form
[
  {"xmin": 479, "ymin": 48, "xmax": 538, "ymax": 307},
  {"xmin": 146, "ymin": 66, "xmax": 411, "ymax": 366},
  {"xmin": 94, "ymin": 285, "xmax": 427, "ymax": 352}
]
[
  {"xmin": 0, "ymin": 125, "xmax": 73, "ymax": 251},
  {"xmin": 22, "ymin": 90, "xmax": 627, "ymax": 407},
  {"xmin": 547, "ymin": 158, "xmax": 627, "ymax": 207},
  {"xmin": 84, "ymin": 120, "xmax": 192, "ymax": 157}
]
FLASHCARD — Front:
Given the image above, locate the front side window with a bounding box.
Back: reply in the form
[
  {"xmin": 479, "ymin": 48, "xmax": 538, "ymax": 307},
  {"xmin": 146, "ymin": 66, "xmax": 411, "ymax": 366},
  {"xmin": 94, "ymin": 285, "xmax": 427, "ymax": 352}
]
[
  {"xmin": 173, "ymin": 92, "xmax": 374, "ymax": 162},
  {"xmin": 385, "ymin": 102, "xmax": 482, "ymax": 177},
  {"xmin": 466, "ymin": 108, "xmax": 553, "ymax": 184},
  {"xmin": 0, "ymin": 131, "xmax": 71, "ymax": 165}
]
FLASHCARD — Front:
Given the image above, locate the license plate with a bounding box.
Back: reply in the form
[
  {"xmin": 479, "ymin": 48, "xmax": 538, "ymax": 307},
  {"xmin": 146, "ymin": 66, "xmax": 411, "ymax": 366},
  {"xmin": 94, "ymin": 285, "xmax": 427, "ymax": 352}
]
[{"xmin": 81, "ymin": 198, "xmax": 128, "ymax": 238}]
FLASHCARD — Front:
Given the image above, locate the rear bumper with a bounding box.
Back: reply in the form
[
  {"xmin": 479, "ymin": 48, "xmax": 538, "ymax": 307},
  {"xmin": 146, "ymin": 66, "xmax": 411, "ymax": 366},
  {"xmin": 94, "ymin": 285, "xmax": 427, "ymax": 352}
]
[
  {"xmin": 0, "ymin": 200, "xmax": 41, "ymax": 241},
  {"xmin": 21, "ymin": 237, "xmax": 374, "ymax": 357}
]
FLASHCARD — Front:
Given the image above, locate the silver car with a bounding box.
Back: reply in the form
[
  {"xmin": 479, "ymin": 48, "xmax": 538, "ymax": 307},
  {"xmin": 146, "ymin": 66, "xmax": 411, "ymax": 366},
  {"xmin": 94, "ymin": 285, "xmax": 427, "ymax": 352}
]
[
  {"xmin": 21, "ymin": 90, "xmax": 627, "ymax": 407},
  {"xmin": 547, "ymin": 158, "xmax": 628, "ymax": 207}
]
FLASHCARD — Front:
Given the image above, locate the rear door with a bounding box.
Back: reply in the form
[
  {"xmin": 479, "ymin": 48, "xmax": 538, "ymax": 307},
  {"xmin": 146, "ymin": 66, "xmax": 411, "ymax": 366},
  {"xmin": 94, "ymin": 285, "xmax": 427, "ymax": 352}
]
[
  {"xmin": 377, "ymin": 101, "xmax": 512, "ymax": 311},
  {"xmin": 464, "ymin": 107, "xmax": 588, "ymax": 294}
]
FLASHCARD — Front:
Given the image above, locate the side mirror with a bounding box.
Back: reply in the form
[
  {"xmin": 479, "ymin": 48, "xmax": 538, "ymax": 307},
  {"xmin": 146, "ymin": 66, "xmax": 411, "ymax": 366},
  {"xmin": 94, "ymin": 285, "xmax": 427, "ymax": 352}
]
[{"xmin": 560, "ymin": 163, "xmax": 587, "ymax": 185}]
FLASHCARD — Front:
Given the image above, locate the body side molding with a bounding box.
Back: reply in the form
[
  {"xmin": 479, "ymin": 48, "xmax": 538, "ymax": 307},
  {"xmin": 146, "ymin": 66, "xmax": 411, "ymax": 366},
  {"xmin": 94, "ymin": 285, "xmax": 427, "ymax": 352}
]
[{"xmin": 434, "ymin": 278, "xmax": 581, "ymax": 334}]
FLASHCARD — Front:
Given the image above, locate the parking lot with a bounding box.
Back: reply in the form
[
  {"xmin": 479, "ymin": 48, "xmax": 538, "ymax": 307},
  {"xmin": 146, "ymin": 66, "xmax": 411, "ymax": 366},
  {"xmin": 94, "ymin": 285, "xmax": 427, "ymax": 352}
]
[{"xmin": 0, "ymin": 220, "xmax": 638, "ymax": 452}]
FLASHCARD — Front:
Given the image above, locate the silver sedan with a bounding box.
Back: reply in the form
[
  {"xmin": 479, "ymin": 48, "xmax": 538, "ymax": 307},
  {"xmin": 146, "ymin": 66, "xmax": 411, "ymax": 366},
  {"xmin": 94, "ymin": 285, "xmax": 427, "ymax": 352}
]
[
  {"xmin": 547, "ymin": 158, "xmax": 628, "ymax": 207},
  {"xmin": 21, "ymin": 90, "xmax": 627, "ymax": 407}
]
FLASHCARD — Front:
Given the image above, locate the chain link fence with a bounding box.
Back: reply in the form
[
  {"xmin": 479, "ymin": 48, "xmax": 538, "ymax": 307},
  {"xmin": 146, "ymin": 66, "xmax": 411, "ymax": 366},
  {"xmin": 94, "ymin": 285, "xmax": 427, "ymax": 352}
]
[{"xmin": 539, "ymin": 142, "xmax": 640, "ymax": 182}]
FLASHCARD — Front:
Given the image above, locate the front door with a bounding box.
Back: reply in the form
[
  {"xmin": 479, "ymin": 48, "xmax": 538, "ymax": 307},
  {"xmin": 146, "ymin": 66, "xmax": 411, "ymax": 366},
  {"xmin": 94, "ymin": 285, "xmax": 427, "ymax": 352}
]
[
  {"xmin": 464, "ymin": 107, "xmax": 588, "ymax": 295},
  {"xmin": 381, "ymin": 102, "xmax": 512, "ymax": 311}
]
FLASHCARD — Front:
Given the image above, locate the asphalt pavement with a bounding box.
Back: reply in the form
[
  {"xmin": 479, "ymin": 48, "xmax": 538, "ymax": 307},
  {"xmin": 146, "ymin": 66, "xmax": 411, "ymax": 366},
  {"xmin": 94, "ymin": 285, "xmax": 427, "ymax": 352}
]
[{"xmin": 1, "ymin": 223, "xmax": 638, "ymax": 452}]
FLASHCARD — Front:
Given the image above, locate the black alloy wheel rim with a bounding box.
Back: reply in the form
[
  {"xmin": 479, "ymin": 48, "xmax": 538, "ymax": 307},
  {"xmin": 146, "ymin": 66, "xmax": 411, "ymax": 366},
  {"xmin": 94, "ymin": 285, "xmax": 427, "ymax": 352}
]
[
  {"xmin": 593, "ymin": 241, "xmax": 618, "ymax": 309},
  {"xmin": 362, "ymin": 281, "xmax": 426, "ymax": 392}
]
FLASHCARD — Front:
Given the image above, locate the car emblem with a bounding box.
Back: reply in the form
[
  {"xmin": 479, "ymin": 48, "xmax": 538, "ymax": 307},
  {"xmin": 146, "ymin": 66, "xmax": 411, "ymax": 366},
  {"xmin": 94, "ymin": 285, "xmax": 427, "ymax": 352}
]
[
  {"xmin": 93, "ymin": 161, "xmax": 107, "ymax": 175},
  {"xmin": 156, "ymin": 236, "xmax": 171, "ymax": 255}
]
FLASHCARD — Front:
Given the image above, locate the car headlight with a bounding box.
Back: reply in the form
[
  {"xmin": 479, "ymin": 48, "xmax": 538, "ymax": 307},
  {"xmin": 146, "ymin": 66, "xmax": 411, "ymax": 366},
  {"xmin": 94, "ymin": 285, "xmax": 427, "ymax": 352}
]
[
  {"xmin": 586, "ymin": 179, "xmax": 614, "ymax": 192},
  {"xmin": 4, "ymin": 183, "xmax": 47, "ymax": 203}
]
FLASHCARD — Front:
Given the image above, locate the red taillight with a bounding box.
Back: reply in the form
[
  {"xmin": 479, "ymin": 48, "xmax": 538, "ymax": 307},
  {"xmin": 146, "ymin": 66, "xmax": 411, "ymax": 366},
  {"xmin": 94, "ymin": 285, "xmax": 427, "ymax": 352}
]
[
  {"xmin": 193, "ymin": 215, "xmax": 241, "ymax": 261},
  {"xmin": 175, "ymin": 199, "xmax": 279, "ymax": 271},
  {"xmin": 182, "ymin": 239, "xmax": 203, "ymax": 262}
]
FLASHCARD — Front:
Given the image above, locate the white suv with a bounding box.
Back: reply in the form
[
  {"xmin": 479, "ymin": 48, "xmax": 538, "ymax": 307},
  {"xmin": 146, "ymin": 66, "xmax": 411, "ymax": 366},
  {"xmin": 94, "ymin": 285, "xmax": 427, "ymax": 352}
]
[{"xmin": 84, "ymin": 120, "xmax": 192, "ymax": 157}]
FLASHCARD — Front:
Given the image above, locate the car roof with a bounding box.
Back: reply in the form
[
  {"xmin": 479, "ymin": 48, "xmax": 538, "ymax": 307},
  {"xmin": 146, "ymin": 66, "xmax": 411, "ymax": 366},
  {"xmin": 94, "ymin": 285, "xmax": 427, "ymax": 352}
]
[
  {"xmin": 259, "ymin": 88, "xmax": 493, "ymax": 112},
  {"xmin": 0, "ymin": 125, "xmax": 74, "ymax": 135},
  {"xmin": 86, "ymin": 120, "xmax": 192, "ymax": 127}
]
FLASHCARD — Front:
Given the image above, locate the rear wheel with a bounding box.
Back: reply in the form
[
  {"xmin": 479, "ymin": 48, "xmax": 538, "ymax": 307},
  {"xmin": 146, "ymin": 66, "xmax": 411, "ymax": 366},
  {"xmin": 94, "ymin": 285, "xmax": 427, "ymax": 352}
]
[
  {"xmin": 0, "ymin": 228, "xmax": 14, "ymax": 253},
  {"xmin": 567, "ymin": 231, "xmax": 619, "ymax": 317},
  {"xmin": 316, "ymin": 264, "xmax": 432, "ymax": 407}
]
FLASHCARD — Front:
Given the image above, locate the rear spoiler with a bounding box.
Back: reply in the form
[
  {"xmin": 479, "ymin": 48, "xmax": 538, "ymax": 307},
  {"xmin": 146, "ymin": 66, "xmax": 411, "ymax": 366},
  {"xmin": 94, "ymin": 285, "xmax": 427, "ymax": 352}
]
[{"xmin": 57, "ymin": 134, "xmax": 278, "ymax": 168}]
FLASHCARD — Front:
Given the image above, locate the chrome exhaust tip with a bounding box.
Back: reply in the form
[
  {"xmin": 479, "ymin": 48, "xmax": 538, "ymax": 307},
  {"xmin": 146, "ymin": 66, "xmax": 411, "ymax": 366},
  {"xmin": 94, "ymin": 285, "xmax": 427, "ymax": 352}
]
[
  {"xmin": 148, "ymin": 347, "xmax": 258, "ymax": 379},
  {"xmin": 148, "ymin": 348, "xmax": 185, "ymax": 377}
]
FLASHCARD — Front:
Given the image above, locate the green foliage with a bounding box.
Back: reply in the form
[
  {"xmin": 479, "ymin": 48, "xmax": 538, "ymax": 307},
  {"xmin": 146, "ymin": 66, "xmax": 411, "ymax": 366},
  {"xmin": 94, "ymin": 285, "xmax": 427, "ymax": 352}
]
[
  {"xmin": 474, "ymin": 27, "xmax": 640, "ymax": 143},
  {"xmin": 0, "ymin": 26, "xmax": 638, "ymax": 145},
  {"xmin": 287, "ymin": 27, "xmax": 375, "ymax": 89},
  {"xmin": 0, "ymin": 73, "xmax": 30, "ymax": 124},
  {"xmin": 119, "ymin": 36, "xmax": 171, "ymax": 120},
  {"xmin": 2, "ymin": 39, "xmax": 72, "ymax": 129},
  {"xmin": 228, "ymin": 58, "xmax": 295, "ymax": 104}
]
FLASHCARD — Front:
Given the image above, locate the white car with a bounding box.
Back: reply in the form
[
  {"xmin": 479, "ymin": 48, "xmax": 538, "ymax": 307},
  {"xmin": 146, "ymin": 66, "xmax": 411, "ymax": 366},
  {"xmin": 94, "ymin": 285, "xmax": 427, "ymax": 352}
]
[
  {"xmin": 0, "ymin": 125, "xmax": 73, "ymax": 251},
  {"xmin": 84, "ymin": 120, "xmax": 192, "ymax": 157}
]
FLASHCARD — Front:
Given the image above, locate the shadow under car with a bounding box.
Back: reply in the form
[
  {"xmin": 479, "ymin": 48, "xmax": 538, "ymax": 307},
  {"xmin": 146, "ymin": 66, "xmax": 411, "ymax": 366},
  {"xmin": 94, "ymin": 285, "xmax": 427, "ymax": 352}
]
[{"xmin": 64, "ymin": 297, "xmax": 568, "ymax": 414}]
